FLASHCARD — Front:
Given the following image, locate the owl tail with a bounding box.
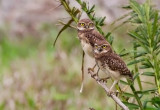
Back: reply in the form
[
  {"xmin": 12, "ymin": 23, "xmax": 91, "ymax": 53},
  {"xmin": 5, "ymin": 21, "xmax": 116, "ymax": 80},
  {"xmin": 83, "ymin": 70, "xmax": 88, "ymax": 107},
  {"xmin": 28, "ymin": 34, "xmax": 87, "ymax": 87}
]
[
  {"xmin": 129, "ymin": 75, "xmax": 133, "ymax": 81},
  {"xmin": 128, "ymin": 73, "xmax": 134, "ymax": 81}
]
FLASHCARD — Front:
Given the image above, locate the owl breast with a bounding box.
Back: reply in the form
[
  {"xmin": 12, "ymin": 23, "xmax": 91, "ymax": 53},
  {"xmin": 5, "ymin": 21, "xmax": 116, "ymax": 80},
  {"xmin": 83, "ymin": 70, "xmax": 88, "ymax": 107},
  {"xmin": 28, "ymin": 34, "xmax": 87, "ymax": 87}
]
[
  {"xmin": 96, "ymin": 60, "xmax": 121, "ymax": 80},
  {"xmin": 78, "ymin": 32, "xmax": 94, "ymax": 58},
  {"xmin": 80, "ymin": 39, "xmax": 94, "ymax": 58}
]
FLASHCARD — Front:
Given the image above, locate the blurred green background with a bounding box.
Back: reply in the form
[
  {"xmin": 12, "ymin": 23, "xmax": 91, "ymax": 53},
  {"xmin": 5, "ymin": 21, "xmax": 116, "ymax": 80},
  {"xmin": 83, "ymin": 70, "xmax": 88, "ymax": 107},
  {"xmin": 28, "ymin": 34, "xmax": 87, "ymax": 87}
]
[{"xmin": 0, "ymin": 0, "xmax": 159, "ymax": 110}]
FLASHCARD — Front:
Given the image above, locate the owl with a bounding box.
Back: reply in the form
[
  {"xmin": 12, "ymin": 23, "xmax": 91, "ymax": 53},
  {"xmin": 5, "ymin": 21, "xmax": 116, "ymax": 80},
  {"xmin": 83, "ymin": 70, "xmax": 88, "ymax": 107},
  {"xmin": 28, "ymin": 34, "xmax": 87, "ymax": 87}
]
[
  {"xmin": 77, "ymin": 19, "xmax": 109, "ymax": 92},
  {"xmin": 77, "ymin": 18, "xmax": 107, "ymax": 58},
  {"xmin": 92, "ymin": 40, "xmax": 133, "ymax": 94}
]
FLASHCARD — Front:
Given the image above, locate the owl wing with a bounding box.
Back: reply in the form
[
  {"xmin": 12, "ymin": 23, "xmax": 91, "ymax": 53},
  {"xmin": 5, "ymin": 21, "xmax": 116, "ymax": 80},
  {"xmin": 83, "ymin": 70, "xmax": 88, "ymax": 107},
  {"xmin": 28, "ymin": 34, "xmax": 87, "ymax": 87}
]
[
  {"xmin": 108, "ymin": 53, "xmax": 133, "ymax": 78},
  {"xmin": 85, "ymin": 30, "xmax": 106, "ymax": 46}
]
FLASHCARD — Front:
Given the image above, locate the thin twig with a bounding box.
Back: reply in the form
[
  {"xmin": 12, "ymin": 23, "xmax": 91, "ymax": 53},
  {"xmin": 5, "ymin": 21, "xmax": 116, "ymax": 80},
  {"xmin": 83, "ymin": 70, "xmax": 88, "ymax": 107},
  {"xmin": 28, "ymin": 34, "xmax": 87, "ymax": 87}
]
[
  {"xmin": 56, "ymin": 20, "xmax": 77, "ymax": 29},
  {"xmin": 80, "ymin": 51, "xmax": 85, "ymax": 93},
  {"xmin": 88, "ymin": 69, "xmax": 129, "ymax": 110}
]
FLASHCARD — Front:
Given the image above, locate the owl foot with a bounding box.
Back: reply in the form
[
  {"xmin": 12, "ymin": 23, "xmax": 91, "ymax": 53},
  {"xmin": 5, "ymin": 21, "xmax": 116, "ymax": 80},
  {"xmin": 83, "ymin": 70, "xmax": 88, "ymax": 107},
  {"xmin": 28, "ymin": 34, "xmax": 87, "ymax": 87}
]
[
  {"xmin": 88, "ymin": 68, "xmax": 94, "ymax": 73},
  {"xmin": 107, "ymin": 90, "xmax": 114, "ymax": 96},
  {"xmin": 88, "ymin": 68, "xmax": 97, "ymax": 78},
  {"xmin": 91, "ymin": 73, "xmax": 97, "ymax": 78}
]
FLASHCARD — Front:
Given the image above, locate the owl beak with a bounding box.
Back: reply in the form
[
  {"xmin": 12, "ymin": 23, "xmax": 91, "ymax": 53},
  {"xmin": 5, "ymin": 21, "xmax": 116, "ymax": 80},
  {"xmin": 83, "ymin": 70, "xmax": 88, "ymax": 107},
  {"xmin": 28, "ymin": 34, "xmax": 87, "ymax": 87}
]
[
  {"xmin": 85, "ymin": 25, "xmax": 89, "ymax": 28},
  {"xmin": 97, "ymin": 47, "xmax": 102, "ymax": 52}
]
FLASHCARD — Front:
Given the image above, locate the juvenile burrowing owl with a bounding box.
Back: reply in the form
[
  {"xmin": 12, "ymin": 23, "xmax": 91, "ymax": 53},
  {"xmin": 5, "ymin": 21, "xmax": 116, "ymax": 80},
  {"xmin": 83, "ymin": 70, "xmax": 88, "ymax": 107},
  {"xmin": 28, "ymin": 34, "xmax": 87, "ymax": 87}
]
[
  {"xmin": 77, "ymin": 18, "xmax": 109, "ymax": 92},
  {"xmin": 92, "ymin": 40, "xmax": 133, "ymax": 94},
  {"xmin": 77, "ymin": 18, "xmax": 107, "ymax": 57}
]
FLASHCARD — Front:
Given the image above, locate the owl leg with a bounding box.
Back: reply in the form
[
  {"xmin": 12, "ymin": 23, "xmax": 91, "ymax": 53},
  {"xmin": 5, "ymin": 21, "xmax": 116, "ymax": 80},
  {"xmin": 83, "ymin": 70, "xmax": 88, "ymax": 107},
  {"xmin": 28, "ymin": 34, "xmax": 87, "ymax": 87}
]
[
  {"xmin": 108, "ymin": 80, "xmax": 118, "ymax": 96},
  {"xmin": 89, "ymin": 64, "xmax": 96, "ymax": 72},
  {"xmin": 88, "ymin": 66, "xmax": 99, "ymax": 78}
]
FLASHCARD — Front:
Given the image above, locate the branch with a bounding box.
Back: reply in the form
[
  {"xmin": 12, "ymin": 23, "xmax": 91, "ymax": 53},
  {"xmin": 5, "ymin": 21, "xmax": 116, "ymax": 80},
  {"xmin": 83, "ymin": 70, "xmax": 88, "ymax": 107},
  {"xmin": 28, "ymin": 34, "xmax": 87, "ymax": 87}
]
[
  {"xmin": 56, "ymin": 20, "xmax": 77, "ymax": 29},
  {"xmin": 88, "ymin": 69, "xmax": 129, "ymax": 110}
]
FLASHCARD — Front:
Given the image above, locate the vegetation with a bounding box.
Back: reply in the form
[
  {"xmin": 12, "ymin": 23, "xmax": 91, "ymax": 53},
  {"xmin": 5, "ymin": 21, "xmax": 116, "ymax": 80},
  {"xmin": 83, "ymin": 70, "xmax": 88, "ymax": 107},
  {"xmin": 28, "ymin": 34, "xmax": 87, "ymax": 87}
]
[
  {"xmin": 0, "ymin": 0, "xmax": 159, "ymax": 110},
  {"xmin": 56, "ymin": 0, "xmax": 160, "ymax": 109}
]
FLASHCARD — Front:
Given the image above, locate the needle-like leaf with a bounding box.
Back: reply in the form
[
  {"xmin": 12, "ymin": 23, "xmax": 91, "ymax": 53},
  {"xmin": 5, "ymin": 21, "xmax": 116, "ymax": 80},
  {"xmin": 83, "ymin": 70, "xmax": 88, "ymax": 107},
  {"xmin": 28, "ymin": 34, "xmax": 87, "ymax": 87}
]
[{"xmin": 53, "ymin": 19, "xmax": 74, "ymax": 46}]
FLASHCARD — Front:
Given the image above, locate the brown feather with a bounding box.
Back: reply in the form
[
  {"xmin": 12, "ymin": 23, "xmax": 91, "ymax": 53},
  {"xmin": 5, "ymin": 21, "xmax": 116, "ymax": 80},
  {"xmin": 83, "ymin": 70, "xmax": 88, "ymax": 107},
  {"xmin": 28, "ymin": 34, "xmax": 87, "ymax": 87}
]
[{"xmin": 96, "ymin": 52, "xmax": 133, "ymax": 79}]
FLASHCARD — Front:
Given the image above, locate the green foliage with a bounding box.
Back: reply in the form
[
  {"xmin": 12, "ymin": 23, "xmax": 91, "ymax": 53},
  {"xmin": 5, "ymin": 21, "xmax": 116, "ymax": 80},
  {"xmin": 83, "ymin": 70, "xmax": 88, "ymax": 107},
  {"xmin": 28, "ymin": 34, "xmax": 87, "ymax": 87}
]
[
  {"xmin": 0, "ymin": 102, "xmax": 5, "ymax": 110},
  {"xmin": 0, "ymin": 37, "xmax": 37, "ymax": 70},
  {"xmin": 25, "ymin": 95, "xmax": 37, "ymax": 109},
  {"xmin": 123, "ymin": 101, "xmax": 139, "ymax": 109},
  {"xmin": 128, "ymin": 0, "xmax": 160, "ymax": 92},
  {"xmin": 123, "ymin": 0, "xmax": 160, "ymax": 109},
  {"xmin": 51, "ymin": 87, "xmax": 70, "ymax": 101},
  {"xmin": 53, "ymin": 19, "xmax": 74, "ymax": 45}
]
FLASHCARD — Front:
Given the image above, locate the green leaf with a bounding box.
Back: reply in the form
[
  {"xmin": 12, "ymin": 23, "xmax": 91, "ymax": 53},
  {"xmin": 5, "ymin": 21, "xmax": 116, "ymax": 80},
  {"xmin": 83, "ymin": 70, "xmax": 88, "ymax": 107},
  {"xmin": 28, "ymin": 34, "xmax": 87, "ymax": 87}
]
[
  {"xmin": 144, "ymin": 107, "xmax": 158, "ymax": 110},
  {"xmin": 141, "ymin": 62, "xmax": 152, "ymax": 68},
  {"xmin": 139, "ymin": 65, "xmax": 151, "ymax": 69},
  {"xmin": 123, "ymin": 101, "xmax": 139, "ymax": 109},
  {"xmin": 128, "ymin": 32, "xmax": 149, "ymax": 46},
  {"xmin": 129, "ymin": 0, "xmax": 143, "ymax": 23},
  {"xmin": 156, "ymin": 49, "xmax": 160, "ymax": 55},
  {"xmin": 53, "ymin": 19, "xmax": 74, "ymax": 46},
  {"xmin": 136, "ymin": 88, "xmax": 157, "ymax": 94},
  {"xmin": 143, "ymin": 100, "xmax": 150, "ymax": 109},
  {"xmin": 119, "ymin": 52, "xmax": 130, "ymax": 57},
  {"xmin": 120, "ymin": 80, "xmax": 129, "ymax": 85},
  {"xmin": 141, "ymin": 81, "xmax": 154, "ymax": 85},
  {"xmin": 127, "ymin": 58, "xmax": 145, "ymax": 66},
  {"xmin": 142, "ymin": 72, "xmax": 154, "ymax": 76},
  {"xmin": 154, "ymin": 43, "xmax": 160, "ymax": 52},
  {"xmin": 133, "ymin": 72, "xmax": 140, "ymax": 81},
  {"xmin": 122, "ymin": 5, "xmax": 131, "ymax": 9},
  {"xmin": 151, "ymin": 97, "xmax": 160, "ymax": 108},
  {"xmin": 122, "ymin": 92, "xmax": 135, "ymax": 97},
  {"xmin": 99, "ymin": 16, "xmax": 106, "ymax": 26},
  {"xmin": 105, "ymin": 32, "xmax": 111, "ymax": 39},
  {"xmin": 89, "ymin": 5, "xmax": 95, "ymax": 14},
  {"xmin": 151, "ymin": 11, "xmax": 158, "ymax": 43},
  {"xmin": 107, "ymin": 35, "xmax": 114, "ymax": 45},
  {"xmin": 134, "ymin": 52, "xmax": 147, "ymax": 58}
]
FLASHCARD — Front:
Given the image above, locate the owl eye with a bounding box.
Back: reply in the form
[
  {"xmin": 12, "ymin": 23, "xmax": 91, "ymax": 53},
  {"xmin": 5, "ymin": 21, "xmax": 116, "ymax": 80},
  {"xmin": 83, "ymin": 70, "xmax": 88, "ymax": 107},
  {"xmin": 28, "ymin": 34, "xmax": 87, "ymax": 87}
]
[
  {"xmin": 102, "ymin": 45, "xmax": 107, "ymax": 48},
  {"xmin": 89, "ymin": 23, "xmax": 93, "ymax": 27},
  {"xmin": 94, "ymin": 44, "xmax": 98, "ymax": 48},
  {"xmin": 80, "ymin": 23, "xmax": 85, "ymax": 26}
]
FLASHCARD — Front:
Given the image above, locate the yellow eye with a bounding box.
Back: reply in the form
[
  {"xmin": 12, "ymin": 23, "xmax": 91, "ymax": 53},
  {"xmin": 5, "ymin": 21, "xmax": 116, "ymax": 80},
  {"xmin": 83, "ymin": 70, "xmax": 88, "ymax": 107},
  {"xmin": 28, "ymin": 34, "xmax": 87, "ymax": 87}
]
[
  {"xmin": 81, "ymin": 23, "xmax": 85, "ymax": 26},
  {"xmin": 89, "ymin": 23, "xmax": 93, "ymax": 27},
  {"xmin": 102, "ymin": 45, "xmax": 107, "ymax": 48},
  {"xmin": 95, "ymin": 45, "xmax": 98, "ymax": 48}
]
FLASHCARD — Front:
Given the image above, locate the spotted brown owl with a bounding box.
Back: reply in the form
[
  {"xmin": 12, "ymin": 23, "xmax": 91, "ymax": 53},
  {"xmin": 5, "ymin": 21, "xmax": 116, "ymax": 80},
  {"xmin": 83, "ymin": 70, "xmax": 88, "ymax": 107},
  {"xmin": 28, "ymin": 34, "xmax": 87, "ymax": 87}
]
[
  {"xmin": 77, "ymin": 19, "xmax": 107, "ymax": 57},
  {"xmin": 93, "ymin": 40, "xmax": 133, "ymax": 94},
  {"xmin": 77, "ymin": 19, "xmax": 109, "ymax": 92}
]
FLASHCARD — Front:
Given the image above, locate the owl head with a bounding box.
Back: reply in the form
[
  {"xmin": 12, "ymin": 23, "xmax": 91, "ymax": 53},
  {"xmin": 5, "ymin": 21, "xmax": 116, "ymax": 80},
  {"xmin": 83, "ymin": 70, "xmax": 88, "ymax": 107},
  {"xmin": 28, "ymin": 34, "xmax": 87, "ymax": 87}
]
[
  {"xmin": 77, "ymin": 19, "xmax": 94, "ymax": 31},
  {"xmin": 93, "ymin": 41, "xmax": 112, "ymax": 58}
]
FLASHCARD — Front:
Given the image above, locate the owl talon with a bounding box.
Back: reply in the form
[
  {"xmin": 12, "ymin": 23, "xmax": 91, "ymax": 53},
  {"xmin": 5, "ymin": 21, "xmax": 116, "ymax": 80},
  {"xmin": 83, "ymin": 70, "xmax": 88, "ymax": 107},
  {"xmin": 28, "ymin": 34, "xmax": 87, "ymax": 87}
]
[
  {"xmin": 91, "ymin": 73, "xmax": 97, "ymax": 78},
  {"xmin": 107, "ymin": 90, "xmax": 114, "ymax": 96},
  {"xmin": 88, "ymin": 68, "xmax": 94, "ymax": 73},
  {"xmin": 88, "ymin": 68, "xmax": 96, "ymax": 78}
]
